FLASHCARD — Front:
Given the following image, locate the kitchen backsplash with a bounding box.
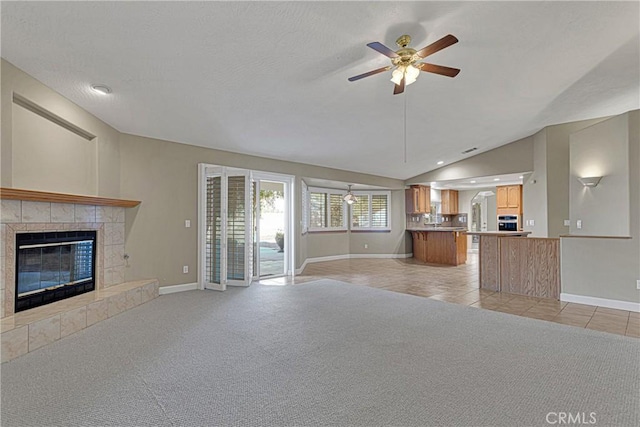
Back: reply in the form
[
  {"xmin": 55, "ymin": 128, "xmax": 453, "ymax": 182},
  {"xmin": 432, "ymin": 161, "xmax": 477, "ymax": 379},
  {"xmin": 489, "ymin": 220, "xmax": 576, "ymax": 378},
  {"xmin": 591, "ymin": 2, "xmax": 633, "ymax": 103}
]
[{"xmin": 406, "ymin": 213, "xmax": 468, "ymax": 229}]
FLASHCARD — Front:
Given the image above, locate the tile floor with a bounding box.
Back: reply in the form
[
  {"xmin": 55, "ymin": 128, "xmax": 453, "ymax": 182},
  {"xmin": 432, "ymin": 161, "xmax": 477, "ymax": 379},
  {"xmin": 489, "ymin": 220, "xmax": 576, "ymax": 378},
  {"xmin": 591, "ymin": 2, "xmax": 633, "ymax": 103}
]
[{"xmin": 258, "ymin": 254, "xmax": 639, "ymax": 339}]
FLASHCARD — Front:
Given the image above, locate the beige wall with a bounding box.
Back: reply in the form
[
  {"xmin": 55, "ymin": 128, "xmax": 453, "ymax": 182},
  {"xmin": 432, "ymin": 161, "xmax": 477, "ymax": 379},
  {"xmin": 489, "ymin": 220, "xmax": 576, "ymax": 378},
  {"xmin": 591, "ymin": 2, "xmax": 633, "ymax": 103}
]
[
  {"xmin": 569, "ymin": 114, "xmax": 630, "ymax": 236},
  {"xmin": 406, "ymin": 136, "xmax": 534, "ymax": 184},
  {"xmin": 1, "ymin": 59, "xmax": 121, "ymax": 196},
  {"xmin": 544, "ymin": 118, "xmax": 609, "ymax": 237},
  {"xmin": 561, "ymin": 110, "xmax": 639, "ymax": 303},
  {"xmin": 119, "ymin": 134, "xmax": 408, "ymax": 285},
  {"xmin": 348, "ymin": 190, "xmax": 411, "ymax": 256},
  {"xmin": 523, "ymin": 129, "xmax": 549, "ymax": 237}
]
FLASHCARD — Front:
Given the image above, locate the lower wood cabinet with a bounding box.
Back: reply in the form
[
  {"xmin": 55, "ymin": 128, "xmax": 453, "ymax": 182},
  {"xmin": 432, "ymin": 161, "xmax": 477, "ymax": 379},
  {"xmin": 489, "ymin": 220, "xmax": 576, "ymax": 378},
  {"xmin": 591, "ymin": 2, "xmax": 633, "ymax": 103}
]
[{"xmin": 410, "ymin": 230, "xmax": 467, "ymax": 266}]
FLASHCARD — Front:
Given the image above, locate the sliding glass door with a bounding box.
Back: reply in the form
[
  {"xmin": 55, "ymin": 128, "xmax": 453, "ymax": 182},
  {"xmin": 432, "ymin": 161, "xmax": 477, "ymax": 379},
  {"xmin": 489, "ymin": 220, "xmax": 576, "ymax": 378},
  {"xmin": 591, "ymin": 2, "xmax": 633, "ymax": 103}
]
[{"xmin": 201, "ymin": 166, "xmax": 253, "ymax": 290}]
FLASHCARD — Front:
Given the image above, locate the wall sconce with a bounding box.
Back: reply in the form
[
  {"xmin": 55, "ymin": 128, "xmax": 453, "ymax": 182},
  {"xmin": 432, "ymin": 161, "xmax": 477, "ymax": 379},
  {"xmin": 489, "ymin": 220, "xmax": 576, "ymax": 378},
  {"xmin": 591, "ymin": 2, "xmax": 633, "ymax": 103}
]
[{"xmin": 578, "ymin": 176, "xmax": 602, "ymax": 187}]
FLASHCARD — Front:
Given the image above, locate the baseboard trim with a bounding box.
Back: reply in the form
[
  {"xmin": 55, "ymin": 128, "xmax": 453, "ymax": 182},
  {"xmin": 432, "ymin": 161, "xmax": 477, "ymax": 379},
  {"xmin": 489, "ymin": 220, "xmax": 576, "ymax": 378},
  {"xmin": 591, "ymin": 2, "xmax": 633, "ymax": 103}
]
[
  {"xmin": 295, "ymin": 253, "xmax": 413, "ymax": 275},
  {"xmin": 159, "ymin": 282, "xmax": 198, "ymax": 295},
  {"xmin": 560, "ymin": 293, "xmax": 640, "ymax": 313}
]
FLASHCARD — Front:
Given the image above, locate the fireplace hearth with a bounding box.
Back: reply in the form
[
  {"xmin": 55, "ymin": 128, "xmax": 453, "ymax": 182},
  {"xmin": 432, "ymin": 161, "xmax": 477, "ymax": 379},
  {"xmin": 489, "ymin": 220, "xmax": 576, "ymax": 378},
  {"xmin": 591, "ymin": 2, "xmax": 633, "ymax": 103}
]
[{"xmin": 15, "ymin": 231, "xmax": 97, "ymax": 313}]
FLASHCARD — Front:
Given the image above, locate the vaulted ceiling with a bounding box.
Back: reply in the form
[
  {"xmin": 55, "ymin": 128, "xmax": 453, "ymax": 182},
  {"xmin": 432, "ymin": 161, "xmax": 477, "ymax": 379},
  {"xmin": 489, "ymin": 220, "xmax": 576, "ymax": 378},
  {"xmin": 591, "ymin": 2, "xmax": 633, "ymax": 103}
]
[{"xmin": 2, "ymin": 1, "xmax": 638, "ymax": 180}]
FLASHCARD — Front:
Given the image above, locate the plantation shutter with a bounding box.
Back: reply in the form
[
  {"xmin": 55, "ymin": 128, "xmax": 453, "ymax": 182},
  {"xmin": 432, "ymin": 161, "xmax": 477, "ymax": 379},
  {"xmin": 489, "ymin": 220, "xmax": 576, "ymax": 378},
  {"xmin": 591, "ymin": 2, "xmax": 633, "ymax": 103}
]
[
  {"xmin": 329, "ymin": 194, "xmax": 344, "ymax": 228},
  {"xmin": 310, "ymin": 192, "xmax": 327, "ymax": 228},
  {"xmin": 371, "ymin": 194, "xmax": 389, "ymax": 228},
  {"xmin": 351, "ymin": 194, "xmax": 370, "ymax": 228}
]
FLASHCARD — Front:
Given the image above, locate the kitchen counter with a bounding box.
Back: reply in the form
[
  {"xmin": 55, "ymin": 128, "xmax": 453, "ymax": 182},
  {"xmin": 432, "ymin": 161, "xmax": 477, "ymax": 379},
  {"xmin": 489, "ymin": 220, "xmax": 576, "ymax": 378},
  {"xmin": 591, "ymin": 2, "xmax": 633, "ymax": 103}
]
[
  {"xmin": 468, "ymin": 231, "xmax": 559, "ymax": 299},
  {"xmin": 408, "ymin": 228, "xmax": 467, "ymax": 266},
  {"xmin": 407, "ymin": 227, "xmax": 466, "ymax": 232},
  {"xmin": 465, "ymin": 231, "xmax": 532, "ymax": 236}
]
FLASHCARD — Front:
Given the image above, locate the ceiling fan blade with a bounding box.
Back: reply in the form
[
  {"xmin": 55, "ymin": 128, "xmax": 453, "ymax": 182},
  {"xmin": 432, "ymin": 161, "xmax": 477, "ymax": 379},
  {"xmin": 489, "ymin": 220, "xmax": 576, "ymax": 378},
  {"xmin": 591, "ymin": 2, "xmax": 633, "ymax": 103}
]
[
  {"xmin": 367, "ymin": 42, "xmax": 399, "ymax": 59},
  {"xmin": 347, "ymin": 66, "xmax": 392, "ymax": 82},
  {"xmin": 393, "ymin": 77, "xmax": 405, "ymax": 95},
  {"xmin": 417, "ymin": 63, "xmax": 461, "ymax": 78},
  {"xmin": 415, "ymin": 34, "xmax": 458, "ymax": 59}
]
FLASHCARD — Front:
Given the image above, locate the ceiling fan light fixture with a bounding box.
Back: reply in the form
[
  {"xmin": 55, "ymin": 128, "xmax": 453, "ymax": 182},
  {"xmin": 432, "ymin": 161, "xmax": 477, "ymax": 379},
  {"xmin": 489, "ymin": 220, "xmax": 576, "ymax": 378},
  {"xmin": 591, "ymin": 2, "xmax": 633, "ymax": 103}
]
[
  {"xmin": 390, "ymin": 67, "xmax": 405, "ymax": 85},
  {"xmin": 343, "ymin": 185, "xmax": 358, "ymax": 205},
  {"xmin": 405, "ymin": 64, "xmax": 420, "ymax": 85}
]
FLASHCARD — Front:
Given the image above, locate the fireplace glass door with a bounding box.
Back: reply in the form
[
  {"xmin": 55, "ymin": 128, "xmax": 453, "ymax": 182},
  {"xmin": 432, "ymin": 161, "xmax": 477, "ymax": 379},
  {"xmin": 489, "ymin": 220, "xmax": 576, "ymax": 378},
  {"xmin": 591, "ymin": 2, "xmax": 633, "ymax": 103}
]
[
  {"xmin": 202, "ymin": 166, "xmax": 253, "ymax": 290},
  {"xmin": 15, "ymin": 231, "xmax": 96, "ymax": 312}
]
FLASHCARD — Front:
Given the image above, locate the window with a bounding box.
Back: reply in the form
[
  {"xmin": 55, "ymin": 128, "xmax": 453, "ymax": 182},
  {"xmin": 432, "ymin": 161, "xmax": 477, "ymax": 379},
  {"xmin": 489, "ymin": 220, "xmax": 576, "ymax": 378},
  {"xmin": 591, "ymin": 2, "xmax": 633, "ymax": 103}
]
[
  {"xmin": 308, "ymin": 187, "xmax": 347, "ymax": 231},
  {"xmin": 351, "ymin": 191, "xmax": 391, "ymax": 231}
]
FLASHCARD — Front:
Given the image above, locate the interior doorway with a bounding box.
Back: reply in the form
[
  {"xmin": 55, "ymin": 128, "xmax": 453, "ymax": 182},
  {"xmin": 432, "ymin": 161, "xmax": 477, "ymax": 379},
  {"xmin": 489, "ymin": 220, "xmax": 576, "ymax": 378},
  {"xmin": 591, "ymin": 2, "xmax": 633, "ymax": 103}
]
[
  {"xmin": 254, "ymin": 180, "xmax": 286, "ymax": 278},
  {"xmin": 470, "ymin": 191, "xmax": 493, "ymax": 252}
]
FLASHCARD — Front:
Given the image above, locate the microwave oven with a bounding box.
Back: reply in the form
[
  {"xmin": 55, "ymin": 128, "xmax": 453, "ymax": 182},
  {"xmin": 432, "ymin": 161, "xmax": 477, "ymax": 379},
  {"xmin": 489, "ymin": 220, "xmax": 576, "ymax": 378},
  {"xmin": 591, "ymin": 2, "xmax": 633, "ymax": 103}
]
[{"xmin": 498, "ymin": 215, "xmax": 519, "ymax": 231}]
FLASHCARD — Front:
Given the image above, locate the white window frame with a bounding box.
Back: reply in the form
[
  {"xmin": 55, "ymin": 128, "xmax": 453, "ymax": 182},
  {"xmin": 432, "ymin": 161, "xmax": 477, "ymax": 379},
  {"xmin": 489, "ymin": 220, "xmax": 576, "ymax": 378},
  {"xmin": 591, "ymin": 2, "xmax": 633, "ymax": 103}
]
[
  {"xmin": 301, "ymin": 180, "xmax": 309, "ymax": 235},
  {"xmin": 308, "ymin": 187, "xmax": 348, "ymax": 232},
  {"xmin": 350, "ymin": 190, "xmax": 392, "ymax": 231}
]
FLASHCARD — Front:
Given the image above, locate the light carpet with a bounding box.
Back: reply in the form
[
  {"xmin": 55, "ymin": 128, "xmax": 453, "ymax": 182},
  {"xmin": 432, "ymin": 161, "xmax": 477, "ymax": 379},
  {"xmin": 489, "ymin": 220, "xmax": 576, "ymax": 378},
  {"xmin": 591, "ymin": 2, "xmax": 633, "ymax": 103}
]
[{"xmin": 1, "ymin": 279, "xmax": 639, "ymax": 426}]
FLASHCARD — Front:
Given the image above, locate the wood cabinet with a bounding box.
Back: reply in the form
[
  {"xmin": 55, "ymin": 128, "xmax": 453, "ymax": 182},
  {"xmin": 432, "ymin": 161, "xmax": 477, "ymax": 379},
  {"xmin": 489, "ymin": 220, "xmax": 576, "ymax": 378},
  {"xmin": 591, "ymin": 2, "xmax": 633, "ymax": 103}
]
[
  {"xmin": 405, "ymin": 185, "xmax": 430, "ymax": 214},
  {"xmin": 496, "ymin": 185, "xmax": 522, "ymax": 214},
  {"xmin": 410, "ymin": 230, "xmax": 467, "ymax": 266},
  {"xmin": 441, "ymin": 190, "xmax": 459, "ymax": 214}
]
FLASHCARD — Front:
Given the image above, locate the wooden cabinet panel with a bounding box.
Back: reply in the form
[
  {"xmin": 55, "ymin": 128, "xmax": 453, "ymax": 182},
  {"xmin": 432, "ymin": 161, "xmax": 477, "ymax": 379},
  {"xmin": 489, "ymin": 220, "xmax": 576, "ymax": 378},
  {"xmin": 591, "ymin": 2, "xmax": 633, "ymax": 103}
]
[
  {"xmin": 441, "ymin": 190, "xmax": 459, "ymax": 214},
  {"xmin": 498, "ymin": 237, "xmax": 559, "ymax": 299},
  {"xmin": 479, "ymin": 235, "xmax": 500, "ymax": 291},
  {"xmin": 496, "ymin": 187, "xmax": 509, "ymax": 209},
  {"xmin": 410, "ymin": 230, "xmax": 466, "ymax": 266},
  {"xmin": 496, "ymin": 185, "xmax": 523, "ymax": 214},
  {"xmin": 405, "ymin": 185, "xmax": 430, "ymax": 214},
  {"xmin": 507, "ymin": 186, "xmax": 521, "ymax": 209}
]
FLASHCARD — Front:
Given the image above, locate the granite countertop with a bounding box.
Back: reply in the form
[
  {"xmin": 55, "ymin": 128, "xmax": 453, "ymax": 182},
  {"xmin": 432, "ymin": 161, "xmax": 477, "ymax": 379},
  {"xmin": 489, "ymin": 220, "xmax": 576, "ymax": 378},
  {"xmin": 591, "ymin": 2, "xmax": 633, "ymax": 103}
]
[
  {"xmin": 464, "ymin": 231, "xmax": 532, "ymax": 236},
  {"xmin": 406, "ymin": 227, "xmax": 467, "ymax": 232}
]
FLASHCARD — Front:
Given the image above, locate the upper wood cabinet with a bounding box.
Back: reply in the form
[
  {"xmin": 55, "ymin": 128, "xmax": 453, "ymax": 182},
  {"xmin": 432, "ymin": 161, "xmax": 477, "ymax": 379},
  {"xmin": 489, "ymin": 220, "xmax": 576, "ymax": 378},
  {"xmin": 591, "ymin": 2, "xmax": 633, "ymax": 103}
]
[
  {"xmin": 496, "ymin": 185, "xmax": 522, "ymax": 213},
  {"xmin": 405, "ymin": 185, "xmax": 430, "ymax": 214},
  {"xmin": 441, "ymin": 190, "xmax": 459, "ymax": 214}
]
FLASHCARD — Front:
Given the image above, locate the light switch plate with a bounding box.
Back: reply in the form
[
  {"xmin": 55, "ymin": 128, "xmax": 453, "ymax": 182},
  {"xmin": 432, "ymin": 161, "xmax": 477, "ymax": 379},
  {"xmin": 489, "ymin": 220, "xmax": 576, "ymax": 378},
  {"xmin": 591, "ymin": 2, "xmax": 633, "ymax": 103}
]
[
  {"xmin": 637, "ymin": 279, "xmax": 640, "ymax": 290},
  {"xmin": 564, "ymin": 220, "xmax": 571, "ymax": 226},
  {"xmin": 530, "ymin": 219, "xmax": 535, "ymax": 226},
  {"xmin": 577, "ymin": 220, "xmax": 582, "ymax": 229},
  {"xmin": 185, "ymin": 220, "xmax": 191, "ymax": 228}
]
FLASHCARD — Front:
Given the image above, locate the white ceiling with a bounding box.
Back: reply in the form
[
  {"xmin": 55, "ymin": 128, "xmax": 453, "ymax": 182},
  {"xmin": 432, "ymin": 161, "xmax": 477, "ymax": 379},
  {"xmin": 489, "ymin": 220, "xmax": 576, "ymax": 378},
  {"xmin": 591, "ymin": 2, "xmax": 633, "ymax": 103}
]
[{"xmin": 2, "ymin": 1, "xmax": 638, "ymax": 180}]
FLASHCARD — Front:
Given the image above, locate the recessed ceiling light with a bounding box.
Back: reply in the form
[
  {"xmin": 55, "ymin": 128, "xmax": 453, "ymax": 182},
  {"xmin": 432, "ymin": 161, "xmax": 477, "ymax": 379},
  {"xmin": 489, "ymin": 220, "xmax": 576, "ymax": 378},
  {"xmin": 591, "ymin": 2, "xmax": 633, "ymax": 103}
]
[
  {"xmin": 470, "ymin": 180, "xmax": 476, "ymax": 184},
  {"xmin": 494, "ymin": 178, "xmax": 500, "ymax": 181},
  {"xmin": 91, "ymin": 84, "xmax": 112, "ymax": 95},
  {"xmin": 437, "ymin": 160, "xmax": 444, "ymax": 165}
]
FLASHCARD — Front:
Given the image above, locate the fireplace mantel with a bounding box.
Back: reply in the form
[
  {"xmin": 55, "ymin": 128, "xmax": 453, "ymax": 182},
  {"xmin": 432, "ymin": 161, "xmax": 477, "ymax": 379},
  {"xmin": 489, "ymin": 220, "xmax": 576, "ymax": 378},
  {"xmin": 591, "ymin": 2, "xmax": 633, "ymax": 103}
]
[{"xmin": 0, "ymin": 188, "xmax": 140, "ymax": 208}]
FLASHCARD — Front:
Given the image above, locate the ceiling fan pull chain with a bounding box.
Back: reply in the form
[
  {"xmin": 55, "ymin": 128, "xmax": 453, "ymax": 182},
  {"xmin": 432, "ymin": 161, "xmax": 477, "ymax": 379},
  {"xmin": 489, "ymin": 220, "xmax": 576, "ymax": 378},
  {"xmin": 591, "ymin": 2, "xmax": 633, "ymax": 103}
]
[{"xmin": 404, "ymin": 93, "xmax": 407, "ymax": 164}]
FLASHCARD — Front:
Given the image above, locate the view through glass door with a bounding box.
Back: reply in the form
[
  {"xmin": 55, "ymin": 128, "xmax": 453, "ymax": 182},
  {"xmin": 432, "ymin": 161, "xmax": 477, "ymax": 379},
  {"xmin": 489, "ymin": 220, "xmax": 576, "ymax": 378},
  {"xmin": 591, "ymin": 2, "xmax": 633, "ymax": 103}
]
[{"xmin": 253, "ymin": 180, "xmax": 286, "ymax": 278}]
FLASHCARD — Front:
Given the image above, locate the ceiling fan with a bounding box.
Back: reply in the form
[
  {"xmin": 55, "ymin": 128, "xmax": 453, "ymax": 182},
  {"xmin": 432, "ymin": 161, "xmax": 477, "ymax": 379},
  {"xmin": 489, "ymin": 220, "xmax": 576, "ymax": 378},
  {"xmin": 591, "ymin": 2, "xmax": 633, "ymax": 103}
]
[{"xmin": 348, "ymin": 34, "xmax": 460, "ymax": 94}]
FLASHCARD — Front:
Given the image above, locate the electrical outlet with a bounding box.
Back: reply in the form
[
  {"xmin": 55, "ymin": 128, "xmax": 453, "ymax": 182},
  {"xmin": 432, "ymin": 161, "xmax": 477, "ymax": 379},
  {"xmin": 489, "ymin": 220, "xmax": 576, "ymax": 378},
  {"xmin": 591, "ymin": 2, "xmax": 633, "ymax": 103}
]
[
  {"xmin": 183, "ymin": 265, "xmax": 189, "ymax": 274},
  {"xmin": 364, "ymin": 244, "xmax": 368, "ymax": 249},
  {"xmin": 185, "ymin": 220, "xmax": 191, "ymax": 228},
  {"xmin": 530, "ymin": 219, "xmax": 535, "ymax": 226},
  {"xmin": 564, "ymin": 219, "xmax": 571, "ymax": 226},
  {"xmin": 637, "ymin": 279, "xmax": 640, "ymax": 290},
  {"xmin": 576, "ymin": 220, "xmax": 582, "ymax": 229}
]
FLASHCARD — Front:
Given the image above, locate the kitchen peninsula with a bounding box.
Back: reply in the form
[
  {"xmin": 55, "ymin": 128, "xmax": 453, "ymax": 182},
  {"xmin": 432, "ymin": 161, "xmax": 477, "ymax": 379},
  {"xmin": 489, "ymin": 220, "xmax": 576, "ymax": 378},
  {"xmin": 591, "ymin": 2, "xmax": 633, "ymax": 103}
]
[
  {"xmin": 466, "ymin": 231, "xmax": 560, "ymax": 300},
  {"xmin": 408, "ymin": 228, "xmax": 467, "ymax": 266}
]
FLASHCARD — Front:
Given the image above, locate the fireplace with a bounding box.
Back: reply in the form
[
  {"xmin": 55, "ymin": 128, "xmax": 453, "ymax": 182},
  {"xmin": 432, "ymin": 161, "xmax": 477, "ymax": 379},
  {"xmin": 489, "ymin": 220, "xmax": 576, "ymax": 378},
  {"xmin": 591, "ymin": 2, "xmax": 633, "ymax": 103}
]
[{"xmin": 15, "ymin": 231, "xmax": 97, "ymax": 313}]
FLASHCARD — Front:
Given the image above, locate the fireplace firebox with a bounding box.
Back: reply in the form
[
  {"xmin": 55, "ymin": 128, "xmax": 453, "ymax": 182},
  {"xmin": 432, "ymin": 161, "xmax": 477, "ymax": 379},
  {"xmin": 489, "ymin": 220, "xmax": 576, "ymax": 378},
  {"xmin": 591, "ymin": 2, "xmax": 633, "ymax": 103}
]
[{"xmin": 15, "ymin": 231, "xmax": 97, "ymax": 313}]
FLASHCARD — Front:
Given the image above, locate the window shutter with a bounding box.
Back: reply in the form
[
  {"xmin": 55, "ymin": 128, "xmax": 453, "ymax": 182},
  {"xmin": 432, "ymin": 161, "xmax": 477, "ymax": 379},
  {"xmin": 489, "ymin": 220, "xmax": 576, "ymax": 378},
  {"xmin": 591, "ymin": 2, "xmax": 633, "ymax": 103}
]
[
  {"xmin": 329, "ymin": 194, "xmax": 344, "ymax": 228},
  {"xmin": 310, "ymin": 192, "xmax": 327, "ymax": 228},
  {"xmin": 351, "ymin": 194, "xmax": 370, "ymax": 228},
  {"xmin": 371, "ymin": 194, "xmax": 389, "ymax": 228}
]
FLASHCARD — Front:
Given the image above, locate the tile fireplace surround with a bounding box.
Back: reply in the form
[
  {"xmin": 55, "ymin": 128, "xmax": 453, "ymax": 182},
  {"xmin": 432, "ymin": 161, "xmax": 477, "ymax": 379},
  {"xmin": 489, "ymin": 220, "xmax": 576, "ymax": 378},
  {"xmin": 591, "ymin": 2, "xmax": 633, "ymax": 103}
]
[{"xmin": 1, "ymin": 196, "xmax": 158, "ymax": 362}]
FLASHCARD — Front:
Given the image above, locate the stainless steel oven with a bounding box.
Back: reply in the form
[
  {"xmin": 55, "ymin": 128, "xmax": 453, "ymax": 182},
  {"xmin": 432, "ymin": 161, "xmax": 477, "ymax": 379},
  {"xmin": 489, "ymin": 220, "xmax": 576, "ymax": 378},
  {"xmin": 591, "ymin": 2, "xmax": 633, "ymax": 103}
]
[{"xmin": 498, "ymin": 215, "xmax": 519, "ymax": 231}]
